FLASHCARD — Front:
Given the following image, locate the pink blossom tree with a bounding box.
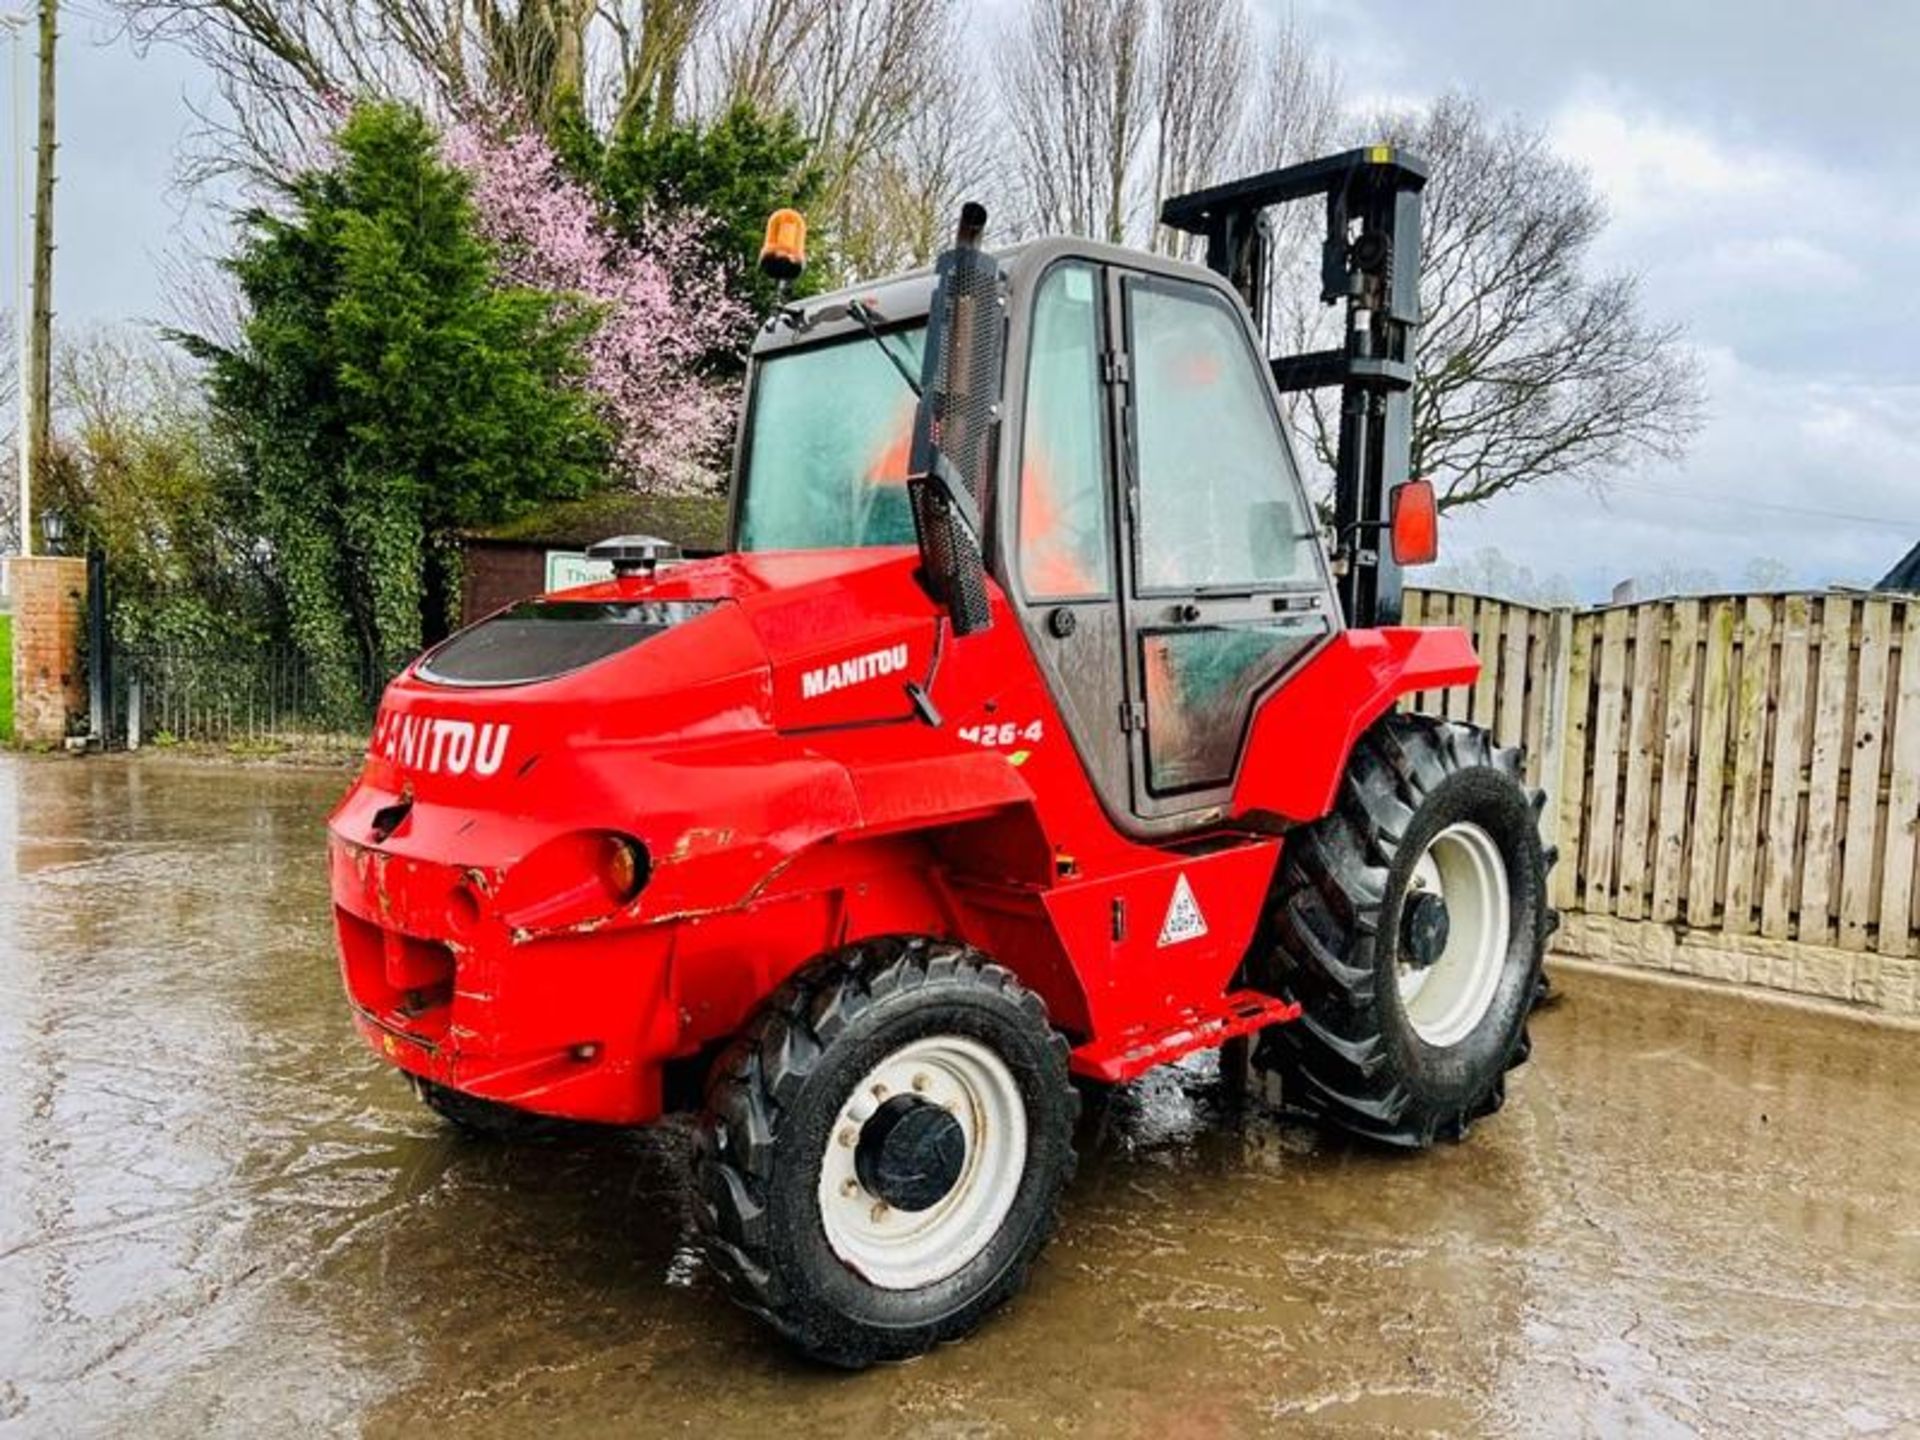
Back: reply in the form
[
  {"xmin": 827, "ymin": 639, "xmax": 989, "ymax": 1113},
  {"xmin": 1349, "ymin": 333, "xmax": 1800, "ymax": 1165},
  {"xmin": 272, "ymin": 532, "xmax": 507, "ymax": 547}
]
[{"xmin": 443, "ymin": 121, "xmax": 747, "ymax": 493}]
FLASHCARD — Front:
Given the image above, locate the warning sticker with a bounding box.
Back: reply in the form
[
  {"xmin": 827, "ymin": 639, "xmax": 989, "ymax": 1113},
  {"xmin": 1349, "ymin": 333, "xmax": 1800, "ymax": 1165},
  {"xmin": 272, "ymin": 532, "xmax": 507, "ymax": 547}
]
[{"xmin": 1157, "ymin": 873, "xmax": 1209, "ymax": 947}]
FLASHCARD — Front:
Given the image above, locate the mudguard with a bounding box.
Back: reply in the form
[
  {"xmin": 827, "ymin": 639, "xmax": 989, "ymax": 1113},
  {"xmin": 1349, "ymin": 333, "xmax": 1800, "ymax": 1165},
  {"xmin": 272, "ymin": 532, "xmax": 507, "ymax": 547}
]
[{"xmin": 1229, "ymin": 625, "xmax": 1480, "ymax": 826}]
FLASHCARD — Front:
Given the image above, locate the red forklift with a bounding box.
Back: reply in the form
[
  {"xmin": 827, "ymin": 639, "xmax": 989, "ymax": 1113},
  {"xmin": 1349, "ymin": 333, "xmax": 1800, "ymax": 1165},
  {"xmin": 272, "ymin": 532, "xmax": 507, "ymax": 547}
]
[{"xmin": 328, "ymin": 146, "xmax": 1552, "ymax": 1366}]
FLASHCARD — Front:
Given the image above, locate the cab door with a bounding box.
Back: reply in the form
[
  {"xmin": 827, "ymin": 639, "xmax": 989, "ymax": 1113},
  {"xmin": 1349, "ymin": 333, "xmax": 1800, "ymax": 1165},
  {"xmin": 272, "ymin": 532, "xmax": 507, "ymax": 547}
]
[
  {"xmin": 1006, "ymin": 260, "xmax": 1134, "ymax": 818},
  {"xmin": 1111, "ymin": 271, "xmax": 1336, "ymax": 824}
]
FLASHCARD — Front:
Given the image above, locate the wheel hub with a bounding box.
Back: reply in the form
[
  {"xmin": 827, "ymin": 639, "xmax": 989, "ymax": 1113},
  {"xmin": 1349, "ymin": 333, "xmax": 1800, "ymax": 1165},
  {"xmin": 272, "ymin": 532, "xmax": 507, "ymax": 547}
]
[
  {"xmin": 816, "ymin": 1034, "xmax": 1030, "ymax": 1291},
  {"xmin": 1400, "ymin": 889, "xmax": 1451, "ymax": 971},
  {"xmin": 1397, "ymin": 821, "xmax": 1513, "ymax": 1048},
  {"xmin": 854, "ymin": 1095, "xmax": 966, "ymax": 1212}
]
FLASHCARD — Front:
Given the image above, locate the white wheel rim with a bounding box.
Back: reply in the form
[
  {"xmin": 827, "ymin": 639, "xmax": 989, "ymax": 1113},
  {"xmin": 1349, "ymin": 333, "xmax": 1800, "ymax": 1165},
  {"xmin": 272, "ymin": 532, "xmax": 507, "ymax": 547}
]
[
  {"xmin": 816, "ymin": 1034, "xmax": 1028, "ymax": 1291},
  {"xmin": 1398, "ymin": 822, "xmax": 1512, "ymax": 1048}
]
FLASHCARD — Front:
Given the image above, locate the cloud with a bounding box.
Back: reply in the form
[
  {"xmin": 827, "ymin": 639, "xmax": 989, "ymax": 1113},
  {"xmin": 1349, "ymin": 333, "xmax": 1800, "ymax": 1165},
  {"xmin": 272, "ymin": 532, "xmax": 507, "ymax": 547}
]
[
  {"xmin": 1702, "ymin": 236, "xmax": 1863, "ymax": 292},
  {"xmin": 1437, "ymin": 342, "xmax": 1920, "ymax": 598},
  {"xmin": 1549, "ymin": 97, "xmax": 1786, "ymax": 216},
  {"xmin": 1418, "ymin": 78, "xmax": 1920, "ymax": 595}
]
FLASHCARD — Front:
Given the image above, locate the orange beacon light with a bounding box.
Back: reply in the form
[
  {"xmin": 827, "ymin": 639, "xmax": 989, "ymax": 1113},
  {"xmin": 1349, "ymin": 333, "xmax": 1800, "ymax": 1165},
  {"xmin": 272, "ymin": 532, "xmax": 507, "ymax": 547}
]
[{"xmin": 759, "ymin": 209, "xmax": 807, "ymax": 283}]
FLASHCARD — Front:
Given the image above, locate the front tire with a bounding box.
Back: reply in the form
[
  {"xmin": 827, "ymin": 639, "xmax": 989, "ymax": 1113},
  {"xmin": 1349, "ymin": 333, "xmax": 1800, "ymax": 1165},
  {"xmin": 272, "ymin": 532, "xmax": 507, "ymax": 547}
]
[
  {"xmin": 693, "ymin": 937, "xmax": 1077, "ymax": 1368},
  {"xmin": 1251, "ymin": 714, "xmax": 1554, "ymax": 1147}
]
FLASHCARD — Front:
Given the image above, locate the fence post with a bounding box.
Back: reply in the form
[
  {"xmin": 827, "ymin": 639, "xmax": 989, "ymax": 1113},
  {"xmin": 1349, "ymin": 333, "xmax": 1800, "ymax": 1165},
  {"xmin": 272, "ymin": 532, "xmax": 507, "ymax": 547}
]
[
  {"xmin": 1536, "ymin": 605, "xmax": 1577, "ymax": 873},
  {"xmin": 127, "ymin": 670, "xmax": 142, "ymax": 751}
]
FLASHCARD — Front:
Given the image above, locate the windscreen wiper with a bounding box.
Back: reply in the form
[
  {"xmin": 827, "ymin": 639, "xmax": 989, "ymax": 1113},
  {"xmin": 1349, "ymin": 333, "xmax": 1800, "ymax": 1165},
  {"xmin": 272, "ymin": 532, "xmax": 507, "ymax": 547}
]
[
  {"xmin": 775, "ymin": 295, "xmax": 923, "ymax": 395},
  {"xmin": 844, "ymin": 300, "xmax": 923, "ymax": 398}
]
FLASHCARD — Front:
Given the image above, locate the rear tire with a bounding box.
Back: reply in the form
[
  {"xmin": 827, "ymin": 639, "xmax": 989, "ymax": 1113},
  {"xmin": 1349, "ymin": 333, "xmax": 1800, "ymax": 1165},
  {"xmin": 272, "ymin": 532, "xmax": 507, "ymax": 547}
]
[
  {"xmin": 1250, "ymin": 714, "xmax": 1555, "ymax": 1147},
  {"xmin": 412, "ymin": 1077, "xmax": 562, "ymax": 1139},
  {"xmin": 693, "ymin": 937, "xmax": 1077, "ymax": 1368}
]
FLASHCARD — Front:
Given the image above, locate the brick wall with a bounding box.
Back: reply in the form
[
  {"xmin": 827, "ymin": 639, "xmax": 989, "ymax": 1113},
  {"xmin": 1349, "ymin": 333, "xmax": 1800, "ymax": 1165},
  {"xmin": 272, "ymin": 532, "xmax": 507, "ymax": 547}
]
[
  {"xmin": 4, "ymin": 556, "xmax": 87, "ymax": 745},
  {"xmin": 460, "ymin": 541, "xmax": 547, "ymax": 625}
]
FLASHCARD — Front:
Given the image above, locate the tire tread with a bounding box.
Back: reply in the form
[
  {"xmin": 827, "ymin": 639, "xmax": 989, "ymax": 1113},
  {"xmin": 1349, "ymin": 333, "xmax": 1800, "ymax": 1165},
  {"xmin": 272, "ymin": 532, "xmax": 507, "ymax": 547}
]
[
  {"xmin": 692, "ymin": 936, "xmax": 1075, "ymax": 1366},
  {"xmin": 1254, "ymin": 713, "xmax": 1557, "ymax": 1148}
]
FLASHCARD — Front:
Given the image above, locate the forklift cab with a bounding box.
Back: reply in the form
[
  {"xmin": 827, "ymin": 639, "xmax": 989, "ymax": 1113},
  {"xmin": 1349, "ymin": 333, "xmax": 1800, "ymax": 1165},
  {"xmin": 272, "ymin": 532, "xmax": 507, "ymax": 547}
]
[
  {"xmin": 732, "ymin": 147, "xmax": 1430, "ymax": 840},
  {"xmin": 732, "ymin": 237, "xmax": 1336, "ymax": 838}
]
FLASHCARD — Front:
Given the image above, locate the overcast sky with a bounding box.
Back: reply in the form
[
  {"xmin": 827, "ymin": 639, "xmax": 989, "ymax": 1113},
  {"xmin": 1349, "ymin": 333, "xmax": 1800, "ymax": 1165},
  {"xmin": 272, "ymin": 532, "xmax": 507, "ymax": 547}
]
[{"xmin": 29, "ymin": 0, "xmax": 1920, "ymax": 597}]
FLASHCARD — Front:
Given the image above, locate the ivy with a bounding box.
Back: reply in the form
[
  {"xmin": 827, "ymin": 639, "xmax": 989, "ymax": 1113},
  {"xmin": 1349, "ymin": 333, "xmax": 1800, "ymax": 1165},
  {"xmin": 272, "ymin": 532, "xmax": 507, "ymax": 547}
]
[{"xmin": 184, "ymin": 101, "xmax": 607, "ymax": 712}]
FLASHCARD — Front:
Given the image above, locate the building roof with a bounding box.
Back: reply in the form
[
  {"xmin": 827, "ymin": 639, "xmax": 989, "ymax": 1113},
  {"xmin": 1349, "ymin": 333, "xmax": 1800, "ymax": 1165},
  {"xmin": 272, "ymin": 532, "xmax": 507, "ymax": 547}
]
[
  {"xmin": 1876, "ymin": 541, "xmax": 1920, "ymax": 593},
  {"xmin": 465, "ymin": 491, "xmax": 731, "ymax": 553}
]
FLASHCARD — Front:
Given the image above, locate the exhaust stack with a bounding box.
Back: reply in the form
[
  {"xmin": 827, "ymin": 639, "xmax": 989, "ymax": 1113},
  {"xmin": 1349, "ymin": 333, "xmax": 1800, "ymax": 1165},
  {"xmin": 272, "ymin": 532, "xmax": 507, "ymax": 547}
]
[{"xmin": 907, "ymin": 202, "xmax": 1004, "ymax": 637}]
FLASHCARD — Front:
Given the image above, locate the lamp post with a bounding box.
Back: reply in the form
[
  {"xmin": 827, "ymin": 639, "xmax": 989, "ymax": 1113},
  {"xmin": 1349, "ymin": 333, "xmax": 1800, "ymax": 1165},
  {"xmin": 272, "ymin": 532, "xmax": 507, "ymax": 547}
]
[{"xmin": 38, "ymin": 502, "xmax": 61, "ymax": 554}]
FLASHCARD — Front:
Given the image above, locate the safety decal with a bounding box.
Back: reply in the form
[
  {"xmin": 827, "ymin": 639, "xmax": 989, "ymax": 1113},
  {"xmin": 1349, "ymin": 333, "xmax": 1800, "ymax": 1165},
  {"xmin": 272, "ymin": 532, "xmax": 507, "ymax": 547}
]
[{"xmin": 1158, "ymin": 873, "xmax": 1209, "ymax": 947}]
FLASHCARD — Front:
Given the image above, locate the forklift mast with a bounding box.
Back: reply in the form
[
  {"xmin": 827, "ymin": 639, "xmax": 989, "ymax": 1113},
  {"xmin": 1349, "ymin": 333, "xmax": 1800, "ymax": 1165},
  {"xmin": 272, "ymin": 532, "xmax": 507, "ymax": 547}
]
[{"xmin": 1162, "ymin": 146, "xmax": 1428, "ymax": 627}]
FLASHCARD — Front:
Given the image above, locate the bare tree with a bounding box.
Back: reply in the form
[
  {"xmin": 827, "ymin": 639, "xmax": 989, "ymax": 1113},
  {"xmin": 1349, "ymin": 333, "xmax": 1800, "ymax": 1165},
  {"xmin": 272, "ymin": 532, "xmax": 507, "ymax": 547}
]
[
  {"xmin": 1742, "ymin": 556, "xmax": 1793, "ymax": 591},
  {"xmin": 1290, "ymin": 94, "xmax": 1704, "ymax": 510},
  {"xmin": 607, "ymin": 0, "xmax": 716, "ymax": 129},
  {"xmin": 697, "ymin": 0, "xmax": 962, "ymax": 272},
  {"xmin": 1147, "ymin": 0, "xmax": 1249, "ymax": 253},
  {"xmin": 1235, "ymin": 13, "xmax": 1340, "ymax": 178},
  {"xmin": 1001, "ymin": 0, "xmax": 1335, "ymax": 252},
  {"xmin": 791, "ymin": 0, "xmax": 950, "ymax": 219},
  {"xmin": 111, "ymin": 0, "xmax": 722, "ymax": 177},
  {"xmin": 1426, "ymin": 545, "xmax": 1577, "ymax": 605},
  {"xmin": 120, "ymin": 0, "xmax": 959, "ymax": 283},
  {"xmin": 833, "ymin": 62, "xmax": 992, "ymax": 277},
  {"xmin": 999, "ymin": 0, "xmax": 1149, "ymax": 243},
  {"xmin": 698, "ymin": 0, "xmax": 816, "ymax": 114},
  {"xmin": 1233, "ymin": 14, "xmax": 1340, "ymax": 292}
]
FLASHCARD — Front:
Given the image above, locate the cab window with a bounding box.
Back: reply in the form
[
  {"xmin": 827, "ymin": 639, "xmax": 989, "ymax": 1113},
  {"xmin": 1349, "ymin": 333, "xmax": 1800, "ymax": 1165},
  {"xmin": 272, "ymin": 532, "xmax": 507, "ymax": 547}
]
[
  {"xmin": 1019, "ymin": 263, "xmax": 1112, "ymax": 598},
  {"xmin": 1126, "ymin": 280, "xmax": 1318, "ymax": 591},
  {"xmin": 737, "ymin": 327, "xmax": 926, "ymax": 552}
]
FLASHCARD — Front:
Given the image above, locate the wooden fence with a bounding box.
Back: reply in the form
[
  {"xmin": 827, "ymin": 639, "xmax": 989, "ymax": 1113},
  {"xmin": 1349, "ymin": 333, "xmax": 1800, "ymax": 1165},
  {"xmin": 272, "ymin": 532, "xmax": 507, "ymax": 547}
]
[{"xmin": 1402, "ymin": 589, "xmax": 1920, "ymax": 1016}]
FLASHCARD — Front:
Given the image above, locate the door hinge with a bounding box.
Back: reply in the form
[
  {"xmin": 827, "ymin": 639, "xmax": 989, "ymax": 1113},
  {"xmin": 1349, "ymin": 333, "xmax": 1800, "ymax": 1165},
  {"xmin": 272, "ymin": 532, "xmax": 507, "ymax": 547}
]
[
  {"xmin": 1102, "ymin": 351, "xmax": 1131, "ymax": 385},
  {"xmin": 1119, "ymin": 701, "xmax": 1146, "ymax": 732}
]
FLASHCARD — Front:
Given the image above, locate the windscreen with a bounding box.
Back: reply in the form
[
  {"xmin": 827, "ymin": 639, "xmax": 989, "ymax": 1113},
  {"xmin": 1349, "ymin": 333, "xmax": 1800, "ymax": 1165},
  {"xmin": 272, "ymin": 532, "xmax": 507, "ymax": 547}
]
[
  {"xmin": 736, "ymin": 326, "xmax": 926, "ymax": 552},
  {"xmin": 416, "ymin": 599, "xmax": 715, "ymax": 686}
]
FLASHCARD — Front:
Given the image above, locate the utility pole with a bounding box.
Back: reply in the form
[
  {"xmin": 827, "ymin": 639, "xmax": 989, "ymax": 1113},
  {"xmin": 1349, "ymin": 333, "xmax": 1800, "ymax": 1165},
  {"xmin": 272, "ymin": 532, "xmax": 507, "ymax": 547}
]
[
  {"xmin": 24, "ymin": 0, "xmax": 52, "ymax": 534},
  {"xmin": 3, "ymin": 11, "xmax": 27, "ymax": 554}
]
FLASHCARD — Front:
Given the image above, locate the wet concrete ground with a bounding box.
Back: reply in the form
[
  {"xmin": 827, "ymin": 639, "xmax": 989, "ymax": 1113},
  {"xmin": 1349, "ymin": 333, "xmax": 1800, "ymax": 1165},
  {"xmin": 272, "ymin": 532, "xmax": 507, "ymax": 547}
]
[{"xmin": 2, "ymin": 754, "xmax": 1918, "ymax": 1438}]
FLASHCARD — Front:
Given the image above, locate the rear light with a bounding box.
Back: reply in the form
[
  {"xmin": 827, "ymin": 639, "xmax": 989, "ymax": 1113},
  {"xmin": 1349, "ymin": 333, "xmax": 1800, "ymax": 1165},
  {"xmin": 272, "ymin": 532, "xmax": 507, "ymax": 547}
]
[
  {"xmin": 600, "ymin": 834, "xmax": 650, "ymax": 904},
  {"xmin": 1390, "ymin": 478, "xmax": 1439, "ymax": 566},
  {"xmin": 494, "ymin": 830, "xmax": 652, "ymax": 932}
]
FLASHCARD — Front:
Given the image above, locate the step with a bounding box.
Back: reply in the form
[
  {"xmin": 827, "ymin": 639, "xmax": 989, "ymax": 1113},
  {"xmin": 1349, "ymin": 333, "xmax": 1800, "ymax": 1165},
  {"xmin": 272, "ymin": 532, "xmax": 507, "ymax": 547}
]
[{"xmin": 1070, "ymin": 989, "xmax": 1303, "ymax": 1084}]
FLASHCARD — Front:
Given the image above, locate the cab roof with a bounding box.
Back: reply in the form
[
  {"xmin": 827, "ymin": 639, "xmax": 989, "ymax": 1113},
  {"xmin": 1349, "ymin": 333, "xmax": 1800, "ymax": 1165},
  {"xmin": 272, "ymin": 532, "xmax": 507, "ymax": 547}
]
[{"xmin": 748, "ymin": 235, "xmax": 1241, "ymax": 357}]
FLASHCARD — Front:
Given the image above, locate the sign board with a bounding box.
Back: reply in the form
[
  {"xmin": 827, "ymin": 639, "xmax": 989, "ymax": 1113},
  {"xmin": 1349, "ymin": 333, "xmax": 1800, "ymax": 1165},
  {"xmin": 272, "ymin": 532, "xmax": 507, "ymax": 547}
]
[{"xmin": 545, "ymin": 550, "xmax": 615, "ymax": 591}]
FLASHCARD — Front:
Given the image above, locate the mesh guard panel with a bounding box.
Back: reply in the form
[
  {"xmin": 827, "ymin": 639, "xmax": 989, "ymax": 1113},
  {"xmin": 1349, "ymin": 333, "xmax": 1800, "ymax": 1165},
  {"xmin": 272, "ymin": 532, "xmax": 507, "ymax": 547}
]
[{"xmin": 908, "ymin": 240, "xmax": 1003, "ymax": 636}]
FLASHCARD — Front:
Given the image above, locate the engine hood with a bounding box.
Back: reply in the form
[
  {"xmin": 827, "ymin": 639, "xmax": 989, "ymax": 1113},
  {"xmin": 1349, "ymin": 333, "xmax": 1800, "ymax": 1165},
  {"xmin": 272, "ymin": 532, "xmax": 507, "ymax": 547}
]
[{"xmin": 361, "ymin": 546, "xmax": 941, "ymax": 796}]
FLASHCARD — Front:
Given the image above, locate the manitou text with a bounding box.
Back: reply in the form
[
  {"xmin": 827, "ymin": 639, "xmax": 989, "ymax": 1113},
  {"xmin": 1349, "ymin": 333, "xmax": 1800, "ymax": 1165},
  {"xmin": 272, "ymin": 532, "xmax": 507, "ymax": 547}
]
[
  {"xmin": 372, "ymin": 712, "xmax": 512, "ymax": 778},
  {"xmin": 801, "ymin": 643, "xmax": 911, "ymax": 699}
]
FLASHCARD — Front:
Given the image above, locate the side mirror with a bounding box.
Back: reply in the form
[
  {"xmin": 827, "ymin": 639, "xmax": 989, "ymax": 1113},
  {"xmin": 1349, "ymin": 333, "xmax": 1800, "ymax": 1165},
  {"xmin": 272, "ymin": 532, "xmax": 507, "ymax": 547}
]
[
  {"xmin": 1389, "ymin": 478, "xmax": 1438, "ymax": 566},
  {"xmin": 759, "ymin": 208, "xmax": 807, "ymax": 284}
]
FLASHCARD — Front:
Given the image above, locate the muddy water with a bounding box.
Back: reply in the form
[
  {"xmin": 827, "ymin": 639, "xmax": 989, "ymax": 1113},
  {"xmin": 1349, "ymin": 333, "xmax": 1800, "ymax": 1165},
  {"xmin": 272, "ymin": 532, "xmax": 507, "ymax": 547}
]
[{"xmin": 2, "ymin": 754, "xmax": 1918, "ymax": 1438}]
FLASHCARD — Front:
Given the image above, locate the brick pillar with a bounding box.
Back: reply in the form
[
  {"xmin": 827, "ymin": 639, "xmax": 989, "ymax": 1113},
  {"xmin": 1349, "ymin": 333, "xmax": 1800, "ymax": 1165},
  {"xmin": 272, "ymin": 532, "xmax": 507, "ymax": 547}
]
[{"xmin": 4, "ymin": 555, "xmax": 89, "ymax": 746}]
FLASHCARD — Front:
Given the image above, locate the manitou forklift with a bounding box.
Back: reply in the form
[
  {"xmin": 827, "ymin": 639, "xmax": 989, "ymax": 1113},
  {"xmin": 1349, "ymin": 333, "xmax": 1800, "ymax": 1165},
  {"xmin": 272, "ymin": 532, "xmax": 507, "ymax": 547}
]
[{"xmin": 329, "ymin": 146, "xmax": 1552, "ymax": 1366}]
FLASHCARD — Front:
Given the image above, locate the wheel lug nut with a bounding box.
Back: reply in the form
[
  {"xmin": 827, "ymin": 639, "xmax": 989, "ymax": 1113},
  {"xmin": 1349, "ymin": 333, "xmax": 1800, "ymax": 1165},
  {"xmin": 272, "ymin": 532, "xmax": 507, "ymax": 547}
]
[
  {"xmin": 871, "ymin": 1083, "xmax": 888, "ymax": 1099},
  {"xmin": 870, "ymin": 1201, "xmax": 889, "ymax": 1222},
  {"xmin": 911, "ymin": 1073, "xmax": 930, "ymax": 1092},
  {"xmin": 838, "ymin": 1127, "xmax": 857, "ymax": 1148},
  {"xmin": 841, "ymin": 1178, "xmax": 860, "ymax": 1197}
]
